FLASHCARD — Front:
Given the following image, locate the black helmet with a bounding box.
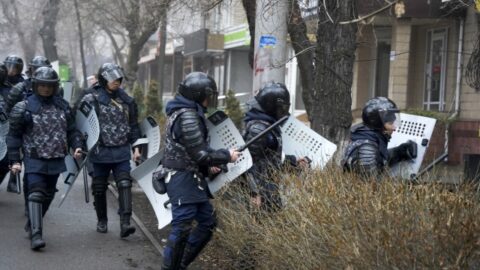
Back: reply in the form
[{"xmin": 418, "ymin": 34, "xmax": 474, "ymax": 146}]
[
  {"xmin": 27, "ymin": 56, "xmax": 51, "ymax": 77},
  {"xmin": 4, "ymin": 55, "xmax": 24, "ymax": 74},
  {"xmin": 362, "ymin": 97, "xmax": 400, "ymax": 130},
  {"xmin": 32, "ymin": 66, "xmax": 59, "ymax": 96},
  {"xmin": 178, "ymin": 72, "xmax": 218, "ymax": 107},
  {"xmin": 97, "ymin": 63, "xmax": 124, "ymax": 87},
  {"xmin": 0, "ymin": 64, "xmax": 7, "ymax": 85},
  {"xmin": 255, "ymin": 82, "xmax": 291, "ymax": 119}
]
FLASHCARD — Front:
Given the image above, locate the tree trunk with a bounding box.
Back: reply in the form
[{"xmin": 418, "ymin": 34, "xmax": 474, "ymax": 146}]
[
  {"xmin": 157, "ymin": 14, "xmax": 168, "ymax": 101},
  {"xmin": 39, "ymin": 0, "xmax": 60, "ymax": 62},
  {"xmin": 287, "ymin": 0, "xmax": 315, "ymax": 116},
  {"xmin": 312, "ymin": 0, "xmax": 358, "ymax": 162},
  {"xmin": 242, "ymin": 0, "xmax": 256, "ymax": 69},
  {"xmin": 73, "ymin": 0, "xmax": 87, "ymax": 87}
]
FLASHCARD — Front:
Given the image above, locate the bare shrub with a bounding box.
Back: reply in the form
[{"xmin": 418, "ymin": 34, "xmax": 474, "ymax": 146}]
[{"xmin": 206, "ymin": 167, "xmax": 480, "ymax": 269}]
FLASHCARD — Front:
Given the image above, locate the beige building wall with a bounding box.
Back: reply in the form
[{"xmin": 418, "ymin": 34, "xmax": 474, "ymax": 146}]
[
  {"xmin": 388, "ymin": 18, "xmax": 412, "ymax": 109},
  {"xmin": 460, "ymin": 8, "xmax": 480, "ymax": 120},
  {"xmin": 353, "ymin": 25, "xmax": 377, "ymax": 111}
]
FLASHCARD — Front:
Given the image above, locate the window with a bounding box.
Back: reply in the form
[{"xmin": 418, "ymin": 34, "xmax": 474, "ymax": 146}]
[{"xmin": 424, "ymin": 28, "xmax": 448, "ymax": 111}]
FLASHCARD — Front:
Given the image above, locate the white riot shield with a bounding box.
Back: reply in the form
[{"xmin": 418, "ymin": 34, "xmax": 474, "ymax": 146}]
[
  {"xmin": 142, "ymin": 116, "xmax": 161, "ymax": 159},
  {"xmin": 0, "ymin": 140, "xmax": 6, "ymax": 161},
  {"xmin": 388, "ymin": 113, "xmax": 437, "ymax": 179},
  {"xmin": 280, "ymin": 116, "xmax": 337, "ymax": 169},
  {"xmin": 206, "ymin": 111, "xmax": 252, "ymax": 194},
  {"xmin": 0, "ymin": 111, "xmax": 8, "ymax": 160},
  {"xmin": 132, "ymin": 116, "xmax": 161, "ymax": 159},
  {"xmin": 0, "ymin": 111, "xmax": 8, "ymax": 137},
  {"xmin": 76, "ymin": 101, "xmax": 100, "ymax": 150},
  {"xmin": 58, "ymin": 103, "xmax": 99, "ymax": 206},
  {"xmin": 62, "ymin": 82, "xmax": 74, "ymax": 104},
  {"xmin": 130, "ymin": 151, "xmax": 171, "ymax": 229}
]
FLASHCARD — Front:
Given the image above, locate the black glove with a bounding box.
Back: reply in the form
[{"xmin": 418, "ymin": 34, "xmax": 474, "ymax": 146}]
[{"xmin": 397, "ymin": 140, "xmax": 418, "ymax": 160}]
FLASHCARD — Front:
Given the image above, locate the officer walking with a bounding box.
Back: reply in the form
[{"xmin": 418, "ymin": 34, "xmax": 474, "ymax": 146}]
[
  {"xmin": 161, "ymin": 72, "xmax": 240, "ymax": 270},
  {"xmin": 342, "ymin": 97, "xmax": 417, "ymax": 179},
  {"xmin": 5, "ymin": 56, "xmax": 53, "ymax": 204},
  {"xmin": 242, "ymin": 82, "xmax": 309, "ymax": 211},
  {"xmin": 80, "ymin": 63, "xmax": 141, "ymax": 238},
  {"xmin": 7, "ymin": 67, "xmax": 84, "ymax": 250}
]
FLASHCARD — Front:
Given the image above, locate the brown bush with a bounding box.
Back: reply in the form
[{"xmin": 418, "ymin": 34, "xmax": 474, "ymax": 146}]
[{"xmin": 205, "ymin": 167, "xmax": 480, "ymax": 270}]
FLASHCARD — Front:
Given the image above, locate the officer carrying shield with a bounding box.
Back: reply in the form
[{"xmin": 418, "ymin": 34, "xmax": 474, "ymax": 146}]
[
  {"xmin": 80, "ymin": 63, "xmax": 141, "ymax": 238},
  {"xmin": 7, "ymin": 67, "xmax": 85, "ymax": 250},
  {"xmin": 243, "ymin": 82, "xmax": 309, "ymax": 211},
  {"xmin": 161, "ymin": 72, "xmax": 240, "ymax": 270},
  {"xmin": 342, "ymin": 97, "xmax": 417, "ymax": 179},
  {"xmin": 3, "ymin": 55, "xmax": 25, "ymax": 85}
]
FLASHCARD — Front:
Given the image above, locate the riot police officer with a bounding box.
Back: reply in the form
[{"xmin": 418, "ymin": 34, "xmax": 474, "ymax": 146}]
[
  {"xmin": 80, "ymin": 63, "xmax": 141, "ymax": 238},
  {"xmin": 342, "ymin": 97, "xmax": 417, "ymax": 179},
  {"xmin": 243, "ymin": 82, "xmax": 309, "ymax": 211},
  {"xmin": 5, "ymin": 56, "xmax": 53, "ymax": 200},
  {"xmin": 3, "ymin": 55, "xmax": 24, "ymax": 85},
  {"xmin": 7, "ymin": 67, "xmax": 84, "ymax": 250},
  {"xmin": 161, "ymin": 72, "xmax": 239, "ymax": 270}
]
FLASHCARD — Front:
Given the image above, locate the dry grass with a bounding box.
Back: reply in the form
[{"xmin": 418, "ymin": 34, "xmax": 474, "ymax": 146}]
[{"xmin": 205, "ymin": 167, "xmax": 480, "ymax": 270}]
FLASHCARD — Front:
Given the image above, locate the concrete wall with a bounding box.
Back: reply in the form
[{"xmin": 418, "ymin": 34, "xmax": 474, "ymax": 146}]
[
  {"xmin": 460, "ymin": 8, "xmax": 480, "ymax": 120},
  {"xmin": 353, "ymin": 25, "xmax": 377, "ymax": 110}
]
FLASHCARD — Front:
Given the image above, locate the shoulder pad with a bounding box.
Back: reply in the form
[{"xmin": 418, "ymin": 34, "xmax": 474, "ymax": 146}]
[
  {"xmin": 10, "ymin": 100, "xmax": 27, "ymax": 116},
  {"xmin": 118, "ymin": 89, "xmax": 134, "ymax": 104}
]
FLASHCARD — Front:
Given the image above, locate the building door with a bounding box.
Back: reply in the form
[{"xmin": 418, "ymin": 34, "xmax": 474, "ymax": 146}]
[
  {"xmin": 424, "ymin": 28, "xmax": 448, "ymax": 111},
  {"xmin": 375, "ymin": 41, "xmax": 391, "ymax": 97}
]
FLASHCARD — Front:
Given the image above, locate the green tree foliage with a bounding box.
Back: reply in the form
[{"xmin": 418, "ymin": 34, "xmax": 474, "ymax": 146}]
[
  {"xmin": 132, "ymin": 82, "xmax": 145, "ymax": 119},
  {"xmin": 224, "ymin": 89, "xmax": 244, "ymax": 129},
  {"xmin": 145, "ymin": 80, "xmax": 163, "ymax": 117}
]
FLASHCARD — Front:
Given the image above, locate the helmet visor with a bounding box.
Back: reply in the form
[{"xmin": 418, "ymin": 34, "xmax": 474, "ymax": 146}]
[
  {"xmin": 379, "ymin": 109, "xmax": 401, "ymax": 129},
  {"xmin": 101, "ymin": 68, "xmax": 124, "ymax": 83},
  {"xmin": 275, "ymin": 99, "xmax": 291, "ymax": 119},
  {"xmin": 5, "ymin": 62, "xmax": 21, "ymax": 74},
  {"xmin": 205, "ymin": 87, "xmax": 219, "ymax": 109}
]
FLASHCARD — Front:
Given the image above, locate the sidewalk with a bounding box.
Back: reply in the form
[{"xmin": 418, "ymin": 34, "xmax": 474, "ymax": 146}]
[{"xmin": 0, "ymin": 172, "xmax": 162, "ymax": 270}]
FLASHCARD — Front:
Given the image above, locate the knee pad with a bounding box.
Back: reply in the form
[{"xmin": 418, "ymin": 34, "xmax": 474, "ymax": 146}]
[
  {"xmin": 92, "ymin": 177, "xmax": 108, "ymax": 195},
  {"xmin": 28, "ymin": 191, "xmax": 46, "ymax": 203},
  {"xmin": 116, "ymin": 176, "xmax": 132, "ymax": 190},
  {"xmin": 115, "ymin": 172, "xmax": 131, "ymax": 185}
]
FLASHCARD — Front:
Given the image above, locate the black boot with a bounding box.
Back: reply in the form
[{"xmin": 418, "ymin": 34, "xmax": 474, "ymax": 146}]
[
  {"xmin": 28, "ymin": 192, "xmax": 46, "ymax": 251},
  {"xmin": 118, "ymin": 180, "xmax": 135, "ymax": 238},
  {"xmin": 161, "ymin": 230, "xmax": 190, "ymax": 270},
  {"xmin": 179, "ymin": 228, "xmax": 213, "ymax": 269},
  {"xmin": 117, "ymin": 178, "xmax": 135, "ymax": 238},
  {"xmin": 94, "ymin": 193, "xmax": 108, "ymax": 233},
  {"xmin": 7, "ymin": 173, "xmax": 18, "ymax": 193}
]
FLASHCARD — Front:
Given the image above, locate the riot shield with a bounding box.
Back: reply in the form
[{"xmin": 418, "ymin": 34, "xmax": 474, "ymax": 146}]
[
  {"xmin": 58, "ymin": 102, "xmax": 100, "ymax": 206},
  {"xmin": 76, "ymin": 101, "xmax": 100, "ymax": 151},
  {"xmin": 0, "ymin": 111, "xmax": 8, "ymax": 160},
  {"xmin": 62, "ymin": 82, "xmax": 74, "ymax": 104},
  {"xmin": 206, "ymin": 111, "xmax": 252, "ymax": 194},
  {"xmin": 130, "ymin": 151, "xmax": 171, "ymax": 229},
  {"xmin": 280, "ymin": 116, "xmax": 337, "ymax": 169},
  {"xmin": 388, "ymin": 113, "xmax": 437, "ymax": 179},
  {"xmin": 132, "ymin": 116, "xmax": 161, "ymax": 160}
]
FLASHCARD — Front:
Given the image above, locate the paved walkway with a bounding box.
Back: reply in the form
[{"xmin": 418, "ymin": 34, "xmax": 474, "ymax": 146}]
[{"xmin": 0, "ymin": 172, "xmax": 162, "ymax": 270}]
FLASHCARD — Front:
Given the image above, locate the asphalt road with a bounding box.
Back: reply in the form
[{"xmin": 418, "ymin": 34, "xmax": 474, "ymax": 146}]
[{"xmin": 0, "ymin": 172, "xmax": 162, "ymax": 270}]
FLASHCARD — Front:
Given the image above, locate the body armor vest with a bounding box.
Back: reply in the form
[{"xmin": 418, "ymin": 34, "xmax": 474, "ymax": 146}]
[
  {"xmin": 95, "ymin": 93, "xmax": 131, "ymax": 147},
  {"xmin": 163, "ymin": 108, "xmax": 205, "ymax": 172},
  {"xmin": 341, "ymin": 139, "xmax": 387, "ymax": 172},
  {"xmin": 24, "ymin": 102, "xmax": 67, "ymax": 159}
]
